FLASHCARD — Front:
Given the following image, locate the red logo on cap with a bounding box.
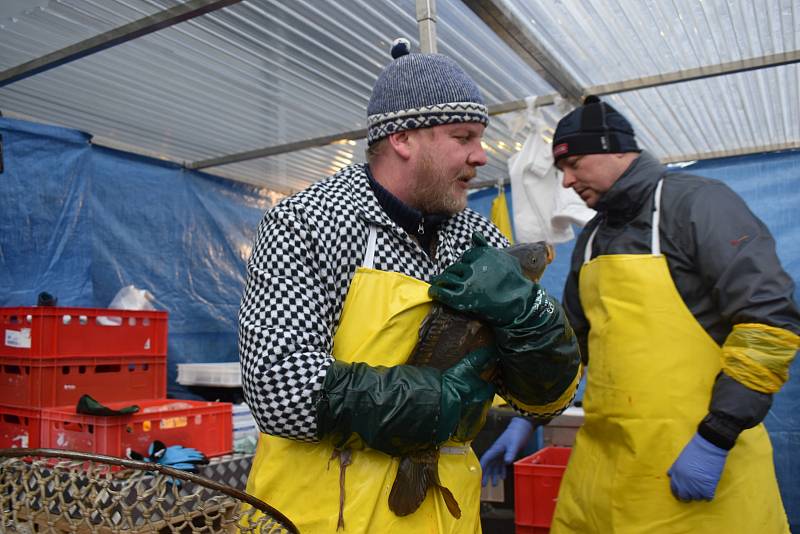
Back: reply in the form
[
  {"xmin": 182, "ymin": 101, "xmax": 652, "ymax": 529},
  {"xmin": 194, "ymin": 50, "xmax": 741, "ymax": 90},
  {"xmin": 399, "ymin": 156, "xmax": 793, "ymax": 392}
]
[{"xmin": 553, "ymin": 143, "xmax": 569, "ymax": 156}]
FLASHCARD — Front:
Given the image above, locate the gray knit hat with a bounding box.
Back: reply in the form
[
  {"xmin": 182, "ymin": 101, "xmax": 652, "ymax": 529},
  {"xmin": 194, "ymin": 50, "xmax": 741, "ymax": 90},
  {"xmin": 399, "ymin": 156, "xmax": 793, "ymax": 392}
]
[{"xmin": 366, "ymin": 38, "xmax": 489, "ymax": 145}]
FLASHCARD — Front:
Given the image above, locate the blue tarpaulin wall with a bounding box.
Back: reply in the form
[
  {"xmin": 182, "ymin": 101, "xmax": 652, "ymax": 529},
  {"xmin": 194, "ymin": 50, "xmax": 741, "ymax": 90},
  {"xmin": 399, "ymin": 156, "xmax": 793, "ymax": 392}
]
[
  {"xmin": 0, "ymin": 117, "xmax": 273, "ymax": 398},
  {"xmin": 470, "ymin": 150, "xmax": 800, "ymax": 529},
  {"xmin": 2, "ymin": 116, "xmax": 799, "ymax": 527}
]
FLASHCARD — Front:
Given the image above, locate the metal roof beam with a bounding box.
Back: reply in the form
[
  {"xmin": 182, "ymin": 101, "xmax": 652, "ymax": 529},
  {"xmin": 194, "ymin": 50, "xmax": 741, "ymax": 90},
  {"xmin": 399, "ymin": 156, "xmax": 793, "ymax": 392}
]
[
  {"xmin": 188, "ymin": 128, "xmax": 368, "ymax": 170},
  {"xmin": 0, "ymin": 0, "xmax": 241, "ymax": 88},
  {"xmin": 186, "ymin": 97, "xmax": 548, "ymax": 170},
  {"xmin": 460, "ymin": 0, "xmax": 584, "ymax": 104},
  {"xmin": 181, "ymin": 45, "xmax": 799, "ymax": 174},
  {"xmin": 469, "ymin": 142, "xmax": 800, "ymax": 191},
  {"xmin": 659, "ymin": 142, "xmax": 800, "ymax": 165},
  {"xmin": 587, "ymin": 51, "xmax": 800, "ymax": 96}
]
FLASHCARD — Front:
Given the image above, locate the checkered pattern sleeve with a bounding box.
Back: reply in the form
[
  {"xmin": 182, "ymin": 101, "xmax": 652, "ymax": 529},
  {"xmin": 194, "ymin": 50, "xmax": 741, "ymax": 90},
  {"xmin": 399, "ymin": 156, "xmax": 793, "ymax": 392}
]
[{"xmin": 238, "ymin": 201, "xmax": 338, "ymax": 442}]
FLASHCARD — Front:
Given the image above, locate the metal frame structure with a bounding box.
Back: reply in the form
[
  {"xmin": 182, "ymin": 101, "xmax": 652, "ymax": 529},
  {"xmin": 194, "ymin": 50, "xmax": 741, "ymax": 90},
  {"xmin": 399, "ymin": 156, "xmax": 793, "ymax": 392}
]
[
  {"xmin": 0, "ymin": 0, "xmax": 798, "ymax": 192},
  {"xmin": 0, "ymin": 0, "xmax": 242, "ymax": 87},
  {"xmin": 188, "ymin": 0, "xmax": 800, "ymax": 183}
]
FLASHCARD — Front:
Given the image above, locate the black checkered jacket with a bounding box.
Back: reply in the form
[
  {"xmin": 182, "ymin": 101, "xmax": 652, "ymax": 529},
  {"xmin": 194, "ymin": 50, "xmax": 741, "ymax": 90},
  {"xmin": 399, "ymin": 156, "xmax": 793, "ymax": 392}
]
[{"xmin": 238, "ymin": 164, "xmax": 508, "ymax": 441}]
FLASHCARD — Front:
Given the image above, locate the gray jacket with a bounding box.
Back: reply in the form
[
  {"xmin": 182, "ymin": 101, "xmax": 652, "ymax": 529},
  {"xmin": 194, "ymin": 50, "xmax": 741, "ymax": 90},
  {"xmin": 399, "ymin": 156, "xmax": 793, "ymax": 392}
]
[{"xmin": 563, "ymin": 151, "xmax": 800, "ymax": 448}]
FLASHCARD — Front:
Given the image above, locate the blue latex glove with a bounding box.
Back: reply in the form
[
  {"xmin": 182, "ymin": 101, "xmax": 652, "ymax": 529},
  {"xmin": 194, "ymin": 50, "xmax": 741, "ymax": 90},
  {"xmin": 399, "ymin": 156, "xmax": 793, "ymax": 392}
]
[
  {"xmin": 667, "ymin": 433, "xmax": 729, "ymax": 501},
  {"xmin": 479, "ymin": 417, "xmax": 533, "ymax": 487},
  {"xmin": 147, "ymin": 440, "xmax": 208, "ymax": 472}
]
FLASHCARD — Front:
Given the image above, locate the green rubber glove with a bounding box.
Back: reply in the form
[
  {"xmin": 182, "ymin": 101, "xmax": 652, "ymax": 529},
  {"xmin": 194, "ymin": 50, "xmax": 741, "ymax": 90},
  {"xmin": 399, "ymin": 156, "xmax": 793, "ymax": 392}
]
[
  {"xmin": 428, "ymin": 232, "xmax": 535, "ymax": 327},
  {"xmin": 440, "ymin": 347, "xmax": 498, "ymax": 443},
  {"xmin": 316, "ymin": 347, "xmax": 497, "ymax": 457},
  {"xmin": 76, "ymin": 394, "xmax": 139, "ymax": 416},
  {"xmin": 429, "ymin": 232, "xmax": 581, "ymax": 410}
]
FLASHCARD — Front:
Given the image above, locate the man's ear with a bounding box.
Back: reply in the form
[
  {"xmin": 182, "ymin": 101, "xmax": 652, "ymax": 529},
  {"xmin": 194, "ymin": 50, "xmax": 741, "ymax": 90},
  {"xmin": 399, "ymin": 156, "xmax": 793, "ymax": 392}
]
[{"xmin": 387, "ymin": 130, "xmax": 414, "ymax": 160}]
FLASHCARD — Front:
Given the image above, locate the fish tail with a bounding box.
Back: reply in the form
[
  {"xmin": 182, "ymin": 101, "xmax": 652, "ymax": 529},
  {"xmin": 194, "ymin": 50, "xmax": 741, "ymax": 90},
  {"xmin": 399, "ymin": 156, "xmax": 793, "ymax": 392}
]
[
  {"xmin": 388, "ymin": 456, "xmax": 432, "ymax": 517},
  {"xmin": 388, "ymin": 454, "xmax": 462, "ymax": 520}
]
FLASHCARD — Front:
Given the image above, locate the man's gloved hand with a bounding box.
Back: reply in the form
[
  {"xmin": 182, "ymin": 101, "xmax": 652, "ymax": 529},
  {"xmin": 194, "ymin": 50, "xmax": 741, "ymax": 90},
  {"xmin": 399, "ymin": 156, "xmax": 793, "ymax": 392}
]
[
  {"xmin": 317, "ymin": 347, "xmax": 497, "ymax": 457},
  {"xmin": 428, "ymin": 232, "xmax": 536, "ymax": 327},
  {"xmin": 480, "ymin": 417, "xmax": 533, "ymax": 487},
  {"xmin": 429, "ymin": 232, "xmax": 581, "ymax": 411},
  {"xmin": 667, "ymin": 433, "xmax": 729, "ymax": 501},
  {"xmin": 442, "ymin": 347, "xmax": 497, "ymax": 443},
  {"xmin": 131, "ymin": 440, "xmax": 209, "ymax": 472}
]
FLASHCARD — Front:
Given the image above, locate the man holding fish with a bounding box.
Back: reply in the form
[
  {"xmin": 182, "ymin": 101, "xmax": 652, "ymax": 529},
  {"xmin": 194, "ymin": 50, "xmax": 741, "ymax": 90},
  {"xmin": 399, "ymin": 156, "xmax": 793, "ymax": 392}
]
[{"xmin": 238, "ymin": 38, "xmax": 581, "ymax": 533}]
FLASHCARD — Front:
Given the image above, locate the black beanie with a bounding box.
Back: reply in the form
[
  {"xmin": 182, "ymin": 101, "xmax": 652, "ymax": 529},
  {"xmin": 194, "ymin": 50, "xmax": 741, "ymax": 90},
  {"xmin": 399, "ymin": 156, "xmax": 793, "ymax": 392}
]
[{"xmin": 552, "ymin": 95, "xmax": 640, "ymax": 163}]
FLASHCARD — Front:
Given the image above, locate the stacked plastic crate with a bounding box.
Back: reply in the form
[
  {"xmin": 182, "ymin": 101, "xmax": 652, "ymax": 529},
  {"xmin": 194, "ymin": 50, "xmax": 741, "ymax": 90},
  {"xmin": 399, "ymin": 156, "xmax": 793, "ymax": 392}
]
[{"xmin": 0, "ymin": 307, "xmax": 231, "ymax": 458}]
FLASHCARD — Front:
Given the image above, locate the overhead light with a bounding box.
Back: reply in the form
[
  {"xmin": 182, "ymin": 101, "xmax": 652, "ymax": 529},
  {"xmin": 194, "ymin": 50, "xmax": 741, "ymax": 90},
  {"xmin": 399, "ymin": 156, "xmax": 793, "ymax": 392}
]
[{"xmin": 333, "ymin": 138, "xmax": 357, "ymax": 146}]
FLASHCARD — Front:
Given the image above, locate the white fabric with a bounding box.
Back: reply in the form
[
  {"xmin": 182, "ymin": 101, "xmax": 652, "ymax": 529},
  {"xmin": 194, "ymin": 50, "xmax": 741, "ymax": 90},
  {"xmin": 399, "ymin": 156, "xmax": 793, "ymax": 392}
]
[{"xmin": 509, "ymin": 97, "xmax": 596, "ymax": 244}]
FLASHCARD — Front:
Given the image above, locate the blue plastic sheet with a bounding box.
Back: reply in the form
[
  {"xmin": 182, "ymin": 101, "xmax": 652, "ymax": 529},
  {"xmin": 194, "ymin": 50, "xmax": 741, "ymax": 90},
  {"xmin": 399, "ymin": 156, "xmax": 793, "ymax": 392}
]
[
  {"xmin": 0, "ymin": 117, "xmax": 273, "ymax": 397},
  {"xmin": 0, "ymin": 119, "xmax": 94, "ymax": 305}
]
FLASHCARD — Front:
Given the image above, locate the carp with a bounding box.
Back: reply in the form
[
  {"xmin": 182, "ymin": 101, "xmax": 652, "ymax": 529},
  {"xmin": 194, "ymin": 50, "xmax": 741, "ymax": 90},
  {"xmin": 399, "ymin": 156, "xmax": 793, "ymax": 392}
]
[{"xmin": 388, "ymin": 241, "xmax": 554, "ymax": 518}]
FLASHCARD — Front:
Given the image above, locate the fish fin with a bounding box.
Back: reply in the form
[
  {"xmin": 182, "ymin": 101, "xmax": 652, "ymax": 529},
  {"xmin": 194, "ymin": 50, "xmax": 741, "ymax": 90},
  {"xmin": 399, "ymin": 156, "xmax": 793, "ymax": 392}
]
[
  {"xmin": 333, "ymin": 448, "xmax": 352, "ymax": 530},
  {"xmin": 407, "ymin": 304, "xmax": 448, "ymax": 366},
  {"xmin": 437, "ymin": 484, "xmax": 462, "ymax": 520},
  {"xmin": 545, "ymin": 243, "xmax": 555, "ymax": 264},
  {"xmin": 430, "ymin": 460, "xmax": 462, "ymax": 519},
  {"xmin": 388, "ymin": 456, "xmax": 432, "ymax": 517},
  {"xmin": 418, "ymin": 304, "xmax": 440, "ymax": 337}
]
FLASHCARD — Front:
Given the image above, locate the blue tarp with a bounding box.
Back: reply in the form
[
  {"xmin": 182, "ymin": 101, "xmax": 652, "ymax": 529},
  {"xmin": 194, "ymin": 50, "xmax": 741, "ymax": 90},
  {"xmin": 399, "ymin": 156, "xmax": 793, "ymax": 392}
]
[
  {"xmin": 0, "ymin": 117, "xmax": 272, "ymax": 396},
  {"xmin": 1, "ymin": 116, "xmax": 798, "ymax": 527},
  {"xmin": 470, "ymin": 150, "xmax": 800, "ymax": 529}
]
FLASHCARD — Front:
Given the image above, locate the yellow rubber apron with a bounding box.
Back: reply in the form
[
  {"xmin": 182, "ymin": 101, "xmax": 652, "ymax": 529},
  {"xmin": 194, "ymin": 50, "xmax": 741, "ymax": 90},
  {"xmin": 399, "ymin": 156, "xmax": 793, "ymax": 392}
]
[
  {"xmin": 246, "ymin": 226, "xmax": 483, "ymax": 533},
  {"xmin": 551, "ymin": 180, "xmax": 789, "ymax": 533}
]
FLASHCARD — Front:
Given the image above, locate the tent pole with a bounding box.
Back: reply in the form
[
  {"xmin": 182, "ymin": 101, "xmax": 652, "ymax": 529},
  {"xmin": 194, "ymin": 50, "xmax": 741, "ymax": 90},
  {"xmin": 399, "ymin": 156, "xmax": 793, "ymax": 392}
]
[{"xmin": 416, "ymin": 0, "xmax": 438, "ymax": 54}]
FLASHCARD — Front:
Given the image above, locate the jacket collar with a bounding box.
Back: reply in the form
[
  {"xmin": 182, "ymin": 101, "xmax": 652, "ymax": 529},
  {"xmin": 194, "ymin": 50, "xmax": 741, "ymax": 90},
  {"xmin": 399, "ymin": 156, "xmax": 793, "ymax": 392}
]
[
  {"xmin": 595, "ymin": 151, "xmax": 665, "ymax": 225},
  {"xmin": 342, "ymin": 163, "xmax": 448, "ymax": 238},
  {"xmin": 345, "ymin": 163, "xmax": 396, "ymax": 228}
]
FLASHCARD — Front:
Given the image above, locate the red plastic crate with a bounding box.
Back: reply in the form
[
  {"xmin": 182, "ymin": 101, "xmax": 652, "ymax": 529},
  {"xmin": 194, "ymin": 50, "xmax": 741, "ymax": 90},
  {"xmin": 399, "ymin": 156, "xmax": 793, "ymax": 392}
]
[
  {"xmin": 515, "ymin": 526, "xmax": 549, "ymax": 534},
  {"xmin": 0, "ymin": 354, "xmax": 166, "ymax": 408},
  {"xmin": 1, "ymin": 307, "xmax": 168, "ymax": 359},
  {"xmin": 40, "ymin": 399, "xmax": 232, "ymax": 458},
  {"xmin": 514, "ymin": 446, "xmax": 572, "ymax": 533},
  {"xmin": 0, "ymin": 405, "xmax": 42, "ymax": 448}
]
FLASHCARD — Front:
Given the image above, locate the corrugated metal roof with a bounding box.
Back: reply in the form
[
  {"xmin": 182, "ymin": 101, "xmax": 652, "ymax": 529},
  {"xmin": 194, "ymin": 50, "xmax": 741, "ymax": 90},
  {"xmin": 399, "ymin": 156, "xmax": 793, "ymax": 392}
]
[
  {"xmin": 1, "ymin": 0, "xmax": 797, "ymax": 193},
  {"xmin": 505, "ymin": 0, "xmax": 800, "ymax": 162}
]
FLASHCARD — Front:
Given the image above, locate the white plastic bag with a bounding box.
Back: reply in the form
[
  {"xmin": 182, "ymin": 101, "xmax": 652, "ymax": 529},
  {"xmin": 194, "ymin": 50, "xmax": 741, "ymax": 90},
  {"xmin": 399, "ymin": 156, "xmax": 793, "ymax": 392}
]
[
  {"xmin": 97, "ymin": 285, "xmax": 156, "ymax": 326},
  {"xmin": 107, "ymin": 285, "xmax": 156, "ymax": 311}
]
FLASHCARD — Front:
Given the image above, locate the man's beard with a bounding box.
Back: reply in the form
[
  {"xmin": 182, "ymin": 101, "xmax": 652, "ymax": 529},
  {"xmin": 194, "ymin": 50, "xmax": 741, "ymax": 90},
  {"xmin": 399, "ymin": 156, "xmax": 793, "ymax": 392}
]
[{"xmin": 412, "ymin": 152, "xmax": 474, "ymax": 215}]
